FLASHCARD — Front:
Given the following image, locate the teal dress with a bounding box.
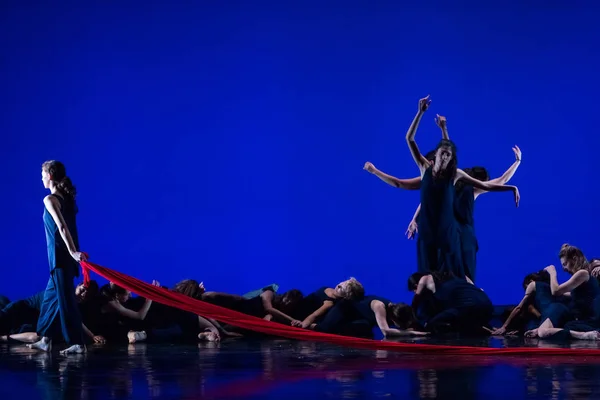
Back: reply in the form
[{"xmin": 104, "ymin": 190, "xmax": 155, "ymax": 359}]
[
  {"xmin": 36, "ymin": 194, "xmax": 84, "ymax": 345},
  {"xmin": 417, "ymin": 167, "xmax": 465, "ymax": 278}
]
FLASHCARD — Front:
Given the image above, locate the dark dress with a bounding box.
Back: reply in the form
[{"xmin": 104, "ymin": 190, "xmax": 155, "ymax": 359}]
[
  {"xmin": 36, "ymin": 194, "xmax": 84, "ymax": 345},
  {"xmin": 296, "ymin": 287, "xmax": 337, "ymax": 321},
  {"xmin": 454, "ymin": 185, "xmax": 478, "ymax": 281},
  {"xmin": 562, "ymin": 276, "xmax": 600, "ymax": 332},
  {"xmin": 0, "ymin": 291, "xmax": 44, "ymax": 335},
  {"xmin": 427, "ymin": 278, "xmax": 493, "ymax": 333},
  {"xmin": 533, "ymin": 282, "xmax": 571, "ymax": 328},
  {"xmin": 417, "ymin": 167, "xmax": 465, "ymax": 278},
  {"xmin": 353, "ymin": 295, "xmax": 391, "ymax": 327}
]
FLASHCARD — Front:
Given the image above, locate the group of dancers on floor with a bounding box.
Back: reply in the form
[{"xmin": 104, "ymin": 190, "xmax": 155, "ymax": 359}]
[{"xmin": 2, "ymin": 95, "xmax": 599, "ymax": 356}]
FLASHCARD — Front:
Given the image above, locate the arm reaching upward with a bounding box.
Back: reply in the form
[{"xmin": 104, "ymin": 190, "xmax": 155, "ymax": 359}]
[
  {"xmin": 435, "ymin": 114, "xmax": 449, "ymax": 140},
  {"xmin": 455, "ymin": 169, "xmax": 520, "ymax": 207},
  {"xmin": 406, "ymin": 95, "xmax": 432, "ymax": 175},
  {"xmin": 363, "ymin": 162, "xmax": 421, "ymax": 190},
  {"xmin": 475, "ymin": 146, "xmax": 522, "ymax": 197}
]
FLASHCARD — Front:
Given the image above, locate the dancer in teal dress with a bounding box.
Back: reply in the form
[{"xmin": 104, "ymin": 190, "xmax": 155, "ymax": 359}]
[
  {"xmin": 28, "ymin": 161, "xmax": 88, "ymax": 355},
  {"xmin": 402, "ymin": 96, "xmax": 520, "ymax": 278}
]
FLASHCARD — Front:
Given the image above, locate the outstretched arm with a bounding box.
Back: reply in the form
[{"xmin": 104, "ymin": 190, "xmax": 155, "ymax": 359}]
[
  {"xmin": 406, "ymin": 96, "xmax": 433, "ymax": 175},
  {"xmin": 455, "ymin": 169, "xmax": 520, "ymax": 207},
  {"xmin": 406, "ymin": 204, "xmax": 421, "ymax": 239},
  {"xmin": 363, "ymin": 162, "xmax": 421, "ymax": 190},
  {"xmin": 372, "ymin": 300, "xmax": 428, "ymax": 337},
  {"xmin": 491, "ymin": 282, "xmax": 535, "ymax": 335},
  {"xmin": 476, "ymin": 146, "xmax": 522, "ymax": 197},
  {"xmin": 435, "ymin": 114, "xmax": 449, "ymax": 140}
]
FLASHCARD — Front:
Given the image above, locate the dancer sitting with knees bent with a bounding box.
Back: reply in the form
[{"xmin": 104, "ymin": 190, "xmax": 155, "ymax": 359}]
[
  {"xmin": 491, "ymin": 270, "xmax": 571, "ymax": 336},
  {"xmin": 527, "ymin": 244, "xmax": 600, "ymax": 340}
]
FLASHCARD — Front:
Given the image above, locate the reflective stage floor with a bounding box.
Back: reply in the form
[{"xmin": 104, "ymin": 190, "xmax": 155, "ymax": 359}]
[{"xmin": 2, "ymin": 337, "xmax": 600, "ymax": 399}]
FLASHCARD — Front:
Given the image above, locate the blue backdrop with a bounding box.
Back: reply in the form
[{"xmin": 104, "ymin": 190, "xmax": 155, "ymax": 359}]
[{"xmin": 1, "ymin": 1, "xmax": 598, "ymax": 305}]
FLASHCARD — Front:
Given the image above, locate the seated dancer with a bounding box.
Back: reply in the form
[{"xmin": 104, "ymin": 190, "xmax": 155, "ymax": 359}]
[
  {"xmin": 491, "ymin": 270, "xmax": 571, "ymax": 336},
  {"xmin": 404, "ymin": 115, "xmax": 522, "ymax": 282},
  {"xmin": 527, "ymin": 244, "xmax": 600, "ymax": 339},
  {"xmin": 365, "ymin": 95, "xmax": 519, "ymax": 278},
  {"xmin": 0, "ymin": 281, "xmax": 101, "ymax": 344},
  {"xmin": 90, "ymin": 282, "xmax": 158, "ymax": 343},
  {"xmin": 408, "ymin": 272, "xmax": 493, "ymax": 334},
  {"xmin": 128, "ymin": 279, "xmax": 240, "ymax": 343},
  {"xmin": 296, "ymin": 278, "xmax": 365, "ymax": 329}
]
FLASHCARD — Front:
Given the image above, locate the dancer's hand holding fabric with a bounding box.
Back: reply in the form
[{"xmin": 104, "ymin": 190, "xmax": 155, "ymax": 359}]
[{"xmin": 71, "ymin": 251, "xmax": 87, "ymax": 262}]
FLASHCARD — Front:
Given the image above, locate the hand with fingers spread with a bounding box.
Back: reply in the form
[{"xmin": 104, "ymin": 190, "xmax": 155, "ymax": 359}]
[
  {"xmin": 406, "ymin": 220, "xmax": 418, "ymax": 239},
  {"xmin": 418, "ymin": 95, "xmax": 431, "ymax": 113},
  {"xmin": 434, "ymin": 114, "xmax": 447, "ymax": 129},
  {"xmin": 491, "ymin": 326, "xmax": 507, "ymax": 336},
  {"xmin": 513, "ymin": 145, "xmax": 522, "ymax": 162}
]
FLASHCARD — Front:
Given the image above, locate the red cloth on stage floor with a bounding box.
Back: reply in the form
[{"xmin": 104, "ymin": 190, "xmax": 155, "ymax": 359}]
[{"xmin": 80, "ymin": 260, "xmax": 600, "ymax": 356}]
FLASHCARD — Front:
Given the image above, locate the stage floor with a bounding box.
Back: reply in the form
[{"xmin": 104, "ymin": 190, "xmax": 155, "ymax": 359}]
[{"xmin": 2, "ymin": 337, "xmax": 600, "ymax": 399}]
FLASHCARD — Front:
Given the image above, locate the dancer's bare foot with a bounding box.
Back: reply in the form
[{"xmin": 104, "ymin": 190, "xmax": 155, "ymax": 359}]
[
  {"xmin": 524, "ymin": 329, "xmax": 539, "ymax": 338},
  {"xmin": 580, "ymin": 331, "xmax": 600, "ymax": 341},
  {"xmin": 128, "ymin": 331, "xmax": 147, "ymax": 344},
  {"xmin": 59, "ymin": 344, "xmax": 86, "ymax": 355},
  {"xmin": 27, "ymin": 337, "xmax": 52, "ymax": 352}
]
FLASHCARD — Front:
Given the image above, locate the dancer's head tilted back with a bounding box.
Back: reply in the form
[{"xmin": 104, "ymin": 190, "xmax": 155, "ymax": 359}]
[
  {"xmin": 335, "ymin": 277, "xmax": 365, "ymax": 300},
  {"xmin": 432, "ymin": 139, "xmax": 458, "ymax": 179},
  {"xmin": 559, "ymin": 243, "xmax": 588, "ymax": 274}
]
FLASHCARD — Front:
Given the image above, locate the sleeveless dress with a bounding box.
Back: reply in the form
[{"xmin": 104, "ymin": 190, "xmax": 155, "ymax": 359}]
[
  {"xmin": 36, "ymin": 194, "xmax": 84, "ymax": 345},
  {"xmin": 417, "ymin": 167, "xmax": 465, "ymax": 278},
  {"xmin": 562, "ymin": 276, "xmax": 600, "ymax": 332},
  {"xmin": 454, "ymin": 185, "xmax": 478, "ymax": 281},
  {"xmin": 352, "ymin": 295, "xmax": 392, "ymax": 327},
  {"xmin": 296, "ymin": 287, "xmax": 337, "ymax": 321}
]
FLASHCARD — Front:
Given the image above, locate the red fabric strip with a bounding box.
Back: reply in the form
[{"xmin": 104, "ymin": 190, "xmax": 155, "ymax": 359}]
[{"xmin": 80, "ymin": 261, "xmax": 600, "ymax": 356}]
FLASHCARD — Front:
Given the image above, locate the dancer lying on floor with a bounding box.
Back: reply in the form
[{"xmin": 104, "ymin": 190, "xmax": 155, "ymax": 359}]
[
  {"xmin": 491, "ymin": 270, "xmax": 571, "ymax": 336},
  {"xmin": 525, "ymin": 244, "xmax": 600, "ymax": 339},
  {"xmin": 295, "ymin": 278, "xmax": 365, "ymax": 329},
  {"xmin": 0, "ymin": 281, "xmax": 102, "ymax": 344},
  {"xmin": 408, "ymin": 272, "xmax": 493, "ymax": 334}
]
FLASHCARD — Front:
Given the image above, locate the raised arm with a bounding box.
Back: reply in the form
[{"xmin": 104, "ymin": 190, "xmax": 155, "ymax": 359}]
[
  {"xmin": 435, "ymin": 114, "xmax": 449, "ymax": 140},
  {"xmin": 455, "ymin": 169, "xmax": 520, "ymax": 207},
  {"xmin": 545, "ymin": 265, "xmax": 589, "ymax": 296},
  {"xmin": 406, "ymin": 95, "xmax": 433, "ymax": 175},
  {"xmin": 476, "ymin": 146, "xmax": 522, "ymax": 197},
  {"xmin": 491, "ymin": 282, "xmax": 535, "ymax": 335},
  {"xmin": 363, "ymin": 162, "xmax": 421, "ymax": 190}
]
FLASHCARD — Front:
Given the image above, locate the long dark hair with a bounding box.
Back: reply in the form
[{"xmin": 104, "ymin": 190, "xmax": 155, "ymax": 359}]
[
  {"xmin": 522, "ymin": 270, "xmax": 550, "ymax": 289},
  {"xmin": 433, "ymin": 139, "xmax": 458, "ymax": 180},
  {"xmin": 455, "ymin": 166, "xmax": 489, "ymax": 192},
  {"xmin": 42, "ymin": 160, "xmax": 77, "ymax": 209}
]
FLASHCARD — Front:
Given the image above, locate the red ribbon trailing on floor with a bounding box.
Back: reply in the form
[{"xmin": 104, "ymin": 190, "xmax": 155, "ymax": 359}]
[{"xmin": 80, "ymin": 260, "xmax": 600, "ymax": 356}]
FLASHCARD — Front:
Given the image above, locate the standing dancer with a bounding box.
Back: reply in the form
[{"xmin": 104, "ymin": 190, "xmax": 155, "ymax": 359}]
[
  {"xmin": 28, "ymin": 161, "xmax": 87, "ymax": 355},
  {"xmin": 404, "ymin": 95, "xmax": 519, "ymax": 277},
  {"xmin": 405, "ymin": 115, "xmax": 522, "ymax": 281}
]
